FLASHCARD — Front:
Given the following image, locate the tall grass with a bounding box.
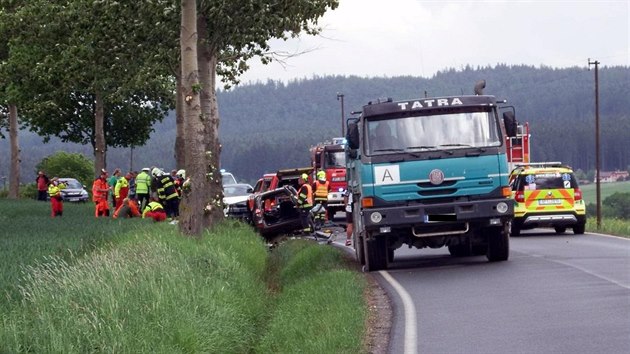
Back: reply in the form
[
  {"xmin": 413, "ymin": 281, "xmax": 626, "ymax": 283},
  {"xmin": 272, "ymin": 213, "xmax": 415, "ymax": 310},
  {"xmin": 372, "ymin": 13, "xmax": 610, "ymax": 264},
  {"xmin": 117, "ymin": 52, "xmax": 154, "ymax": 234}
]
[
  {"xmin": 0, "ymin": 200, "xmax": 368, "ymax": 353},
  {"xmin": 586, "ymin": 218, "xmax": 630, "ymax": 238}
]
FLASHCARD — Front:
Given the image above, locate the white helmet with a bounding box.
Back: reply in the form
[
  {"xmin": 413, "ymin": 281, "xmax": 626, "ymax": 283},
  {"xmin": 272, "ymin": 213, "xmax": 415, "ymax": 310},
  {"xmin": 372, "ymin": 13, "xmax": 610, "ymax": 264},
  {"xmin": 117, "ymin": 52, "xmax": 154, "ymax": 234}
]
[
  {"xmin": 151, "ymin": 167, "xmax": 163, "ymax": 176},
  {"xmin": 176, "ymin": 169, "xmax": 186, "ymax": 179}
]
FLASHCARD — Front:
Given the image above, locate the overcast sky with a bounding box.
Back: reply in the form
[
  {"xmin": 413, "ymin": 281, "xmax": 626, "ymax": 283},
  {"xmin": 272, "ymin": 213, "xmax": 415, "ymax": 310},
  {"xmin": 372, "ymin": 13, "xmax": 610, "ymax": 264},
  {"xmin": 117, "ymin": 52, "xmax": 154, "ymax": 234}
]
[{"xmin": 237, "ymin": 0, "xmax": 629, "ymax": 84}]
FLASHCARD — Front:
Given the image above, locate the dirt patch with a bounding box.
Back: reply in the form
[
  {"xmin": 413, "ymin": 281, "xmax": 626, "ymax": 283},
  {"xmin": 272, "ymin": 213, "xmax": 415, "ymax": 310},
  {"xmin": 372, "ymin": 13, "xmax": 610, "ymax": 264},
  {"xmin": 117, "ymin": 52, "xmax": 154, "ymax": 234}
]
[{"xmin": 363, "ymin": 272, "xmax": 392, "ymax": 354}]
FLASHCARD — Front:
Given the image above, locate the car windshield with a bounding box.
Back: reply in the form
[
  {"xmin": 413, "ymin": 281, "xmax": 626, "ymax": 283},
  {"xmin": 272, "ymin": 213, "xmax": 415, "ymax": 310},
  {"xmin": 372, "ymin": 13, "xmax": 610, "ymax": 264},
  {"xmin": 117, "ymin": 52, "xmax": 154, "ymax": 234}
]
[
  {"xmin": 62, "ymin": 179, "xmax": 82, "ymax": 189},
  {"xmin": 224, "ymin": 185, "xmax": 251, "ymax": 197},
  {"xmin": 323, "ymin": 150, "xmax": 346, "ymax": 169},
  {"xmin": 222, "ymin": 173, "xmax": 237, "ymax": 185},
  {"xmin": 520, "ymin": 172, "xmax": 577, "ymax": 190},
  {"xmin": 366, "ymin": 110, "xmax": 501, "ymax": 155}
]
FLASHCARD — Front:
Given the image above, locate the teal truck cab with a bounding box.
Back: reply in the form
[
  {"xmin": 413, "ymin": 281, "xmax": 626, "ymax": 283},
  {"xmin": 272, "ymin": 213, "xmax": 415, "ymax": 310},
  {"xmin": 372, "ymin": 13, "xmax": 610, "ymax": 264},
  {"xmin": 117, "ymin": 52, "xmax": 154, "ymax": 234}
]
[{"xmin": 346, "ymin": 85, "xmax": 516, "ymax": 271}]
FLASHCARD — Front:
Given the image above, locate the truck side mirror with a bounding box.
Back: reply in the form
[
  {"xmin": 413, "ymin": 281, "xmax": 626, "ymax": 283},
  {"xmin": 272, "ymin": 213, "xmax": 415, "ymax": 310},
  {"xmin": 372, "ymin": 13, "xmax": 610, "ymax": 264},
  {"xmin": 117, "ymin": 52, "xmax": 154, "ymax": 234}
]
[
  {"xmin": 503, "ymin": 111, "xmax": 517, "ymax": 138},
  {"xmin": 347, "ymin": 120, "xmax": 360, "ymax": 150}
]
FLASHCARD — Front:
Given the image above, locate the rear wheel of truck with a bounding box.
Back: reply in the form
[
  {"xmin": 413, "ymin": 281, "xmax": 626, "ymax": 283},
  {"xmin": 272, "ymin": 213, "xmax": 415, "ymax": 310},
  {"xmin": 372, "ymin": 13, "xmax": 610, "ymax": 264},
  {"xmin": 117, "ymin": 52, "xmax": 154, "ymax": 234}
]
[
  {"xmin": 510, "ymin": 221, "xmax": 521, "ymax": 237},
  {"xmin": 486, "ymin": 225, "xmax": 509, "ymax": 262},
  {"xmin": 364, "ymin": 234, "xmax": 387, "ymax": 271}
]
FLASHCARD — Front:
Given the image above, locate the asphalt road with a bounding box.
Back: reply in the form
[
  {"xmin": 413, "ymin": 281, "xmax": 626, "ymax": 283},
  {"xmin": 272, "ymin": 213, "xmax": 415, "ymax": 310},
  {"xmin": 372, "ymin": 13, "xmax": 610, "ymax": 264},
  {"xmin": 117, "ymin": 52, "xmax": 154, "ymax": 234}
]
[{"xmin": 375, "ymin": 230, "xmax": 630, "ymax": 354}]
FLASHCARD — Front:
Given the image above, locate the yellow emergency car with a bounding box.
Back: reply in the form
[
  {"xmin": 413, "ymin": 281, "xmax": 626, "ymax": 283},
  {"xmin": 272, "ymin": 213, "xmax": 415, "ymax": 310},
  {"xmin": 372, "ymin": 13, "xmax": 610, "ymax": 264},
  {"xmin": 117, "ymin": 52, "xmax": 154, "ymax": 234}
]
[{"xmin": 509, "ymin": 162, "xmax": 586, "ymax": 236}]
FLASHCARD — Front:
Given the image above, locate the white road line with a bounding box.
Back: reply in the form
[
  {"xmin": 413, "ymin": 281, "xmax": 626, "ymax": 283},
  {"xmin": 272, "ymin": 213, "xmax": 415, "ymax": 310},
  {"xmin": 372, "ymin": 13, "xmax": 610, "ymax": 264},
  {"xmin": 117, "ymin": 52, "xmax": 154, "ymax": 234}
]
[
  {"xmin": 531, "ymin": 254, "xmax": 630, "ymax": 290},
  {"xmin": 379, "ymin": 270, "xmax": 418, "ymax": 354}
]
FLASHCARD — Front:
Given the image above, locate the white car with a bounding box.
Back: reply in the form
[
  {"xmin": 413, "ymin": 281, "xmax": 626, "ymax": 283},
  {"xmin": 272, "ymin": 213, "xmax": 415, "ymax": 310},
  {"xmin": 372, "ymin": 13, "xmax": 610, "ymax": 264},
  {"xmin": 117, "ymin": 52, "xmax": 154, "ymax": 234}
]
[
  {"xmin": 58, "ymin": 178, "xmax": 90, "ymax": 202},
  {"xmin": 223, "ymin": 183, "xmax": 253, "ymax": 221}
]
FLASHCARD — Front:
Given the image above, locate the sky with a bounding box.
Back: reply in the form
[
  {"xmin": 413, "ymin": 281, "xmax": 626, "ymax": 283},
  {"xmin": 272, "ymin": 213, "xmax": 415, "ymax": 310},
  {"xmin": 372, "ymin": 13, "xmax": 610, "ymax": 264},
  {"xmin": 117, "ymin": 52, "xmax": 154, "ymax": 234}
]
[{"xmin": 238, "ymin": 0, "xmax": 629, "ymax": 84}]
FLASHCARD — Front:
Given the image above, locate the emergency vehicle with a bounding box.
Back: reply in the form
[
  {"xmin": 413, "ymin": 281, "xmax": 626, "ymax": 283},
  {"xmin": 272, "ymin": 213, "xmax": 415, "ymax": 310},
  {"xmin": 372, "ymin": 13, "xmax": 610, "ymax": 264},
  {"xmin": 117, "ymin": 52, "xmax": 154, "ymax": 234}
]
[
  {"xmin": 509, "ymin": 162, "xmax": 586, "ymax": 235},
  {"xmin": 309, "ymin": 138, "xmax": 347, "ymax": 216}
]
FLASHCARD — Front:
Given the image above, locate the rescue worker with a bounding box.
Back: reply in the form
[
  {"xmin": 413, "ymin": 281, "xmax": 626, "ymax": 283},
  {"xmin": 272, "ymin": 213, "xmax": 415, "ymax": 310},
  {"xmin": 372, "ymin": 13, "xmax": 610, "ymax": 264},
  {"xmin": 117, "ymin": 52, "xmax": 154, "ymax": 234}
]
[
  {"xmin": 142, "ymin": 197, "xmax": 167, "ymax": 222},
  {"xmin": 313, "ymin": 170, "xmax": 330, "ymax": 222},
  {"xmin": 114, "ymin": 172, "xmax": 130, "ymax": 209},
  {"xmin": 296, "ymin": 173, "xmax": 314, "ymax": 235},
  {"xmin": 174, "ymin": 169, "xmax": 187, "ymax": 198},
  {"xmin": 92, "ymin": 169, "xmax": 110, "ymax": 217},
  {"xmin": 113, "ymin": 198, "xmax": 141, "ymax": 218},
  {"xmin": 36, "ymin": 171, "xmax": 50, "ymax": 201},
  {"xmin": 108, "ymin": 168, "xmax": 121, "ymax": 209},
  {"xmin": 344, "ymin": 191, "xmax": 353, "ymax": 246},
  {"xmin": 48, "ymin": 177, "xmax": 66, "ymax": 217},
  {"xmin": 153, "ymin": 168, "xmax": 180, "ymax": 220},
  {"xmin": 135, "ymin": 167, "xmax": 152, "ymax": 210}
]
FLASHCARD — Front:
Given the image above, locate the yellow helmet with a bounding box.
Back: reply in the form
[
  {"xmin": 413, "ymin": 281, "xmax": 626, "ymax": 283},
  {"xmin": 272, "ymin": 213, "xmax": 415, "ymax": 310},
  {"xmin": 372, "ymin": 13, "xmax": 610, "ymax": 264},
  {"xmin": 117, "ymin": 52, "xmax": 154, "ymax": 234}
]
[
  {"xmin": 301, "ymin": 173, "xmax": 309, "ymax": 182},
  {"xmin": 317, "ymin": 170, "xmax": 326, "ymax": 181}
]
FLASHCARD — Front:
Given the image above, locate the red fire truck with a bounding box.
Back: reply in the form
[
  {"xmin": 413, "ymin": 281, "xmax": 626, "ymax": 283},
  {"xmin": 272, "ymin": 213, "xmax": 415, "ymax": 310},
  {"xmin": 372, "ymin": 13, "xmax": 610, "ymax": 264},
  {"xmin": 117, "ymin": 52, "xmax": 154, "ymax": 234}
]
[{"xmin": 310, "ymin": 137, "xmax": 347, "ymax": 216}]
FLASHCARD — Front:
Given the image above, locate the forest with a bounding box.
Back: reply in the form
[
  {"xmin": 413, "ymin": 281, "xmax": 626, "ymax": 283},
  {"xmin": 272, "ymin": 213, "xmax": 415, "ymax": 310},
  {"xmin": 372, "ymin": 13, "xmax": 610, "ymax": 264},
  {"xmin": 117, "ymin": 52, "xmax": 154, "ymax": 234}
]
[{"xmin": 1, "ymin": 64, "xmax": 628, "ymax": 185}]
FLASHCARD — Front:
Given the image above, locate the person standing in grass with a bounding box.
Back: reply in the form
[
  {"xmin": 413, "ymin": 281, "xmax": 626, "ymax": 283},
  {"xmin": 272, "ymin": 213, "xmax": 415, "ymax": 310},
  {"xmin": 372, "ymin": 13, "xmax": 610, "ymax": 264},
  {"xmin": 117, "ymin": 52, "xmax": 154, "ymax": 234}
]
[
  {"xmin": 36, "ymin": 171, "xmax": 49, "ymax": 201},
  {"xmin": 114, "ymin": 172, "xmax": 130, "ymax": 209},
  {"xmin": 47, "ymin": 177, "xmax": 66, "ymax": 217},
  {"xmin": 108, "ymin": 168, "xmax": 121, "ymax": 209},
  {"xmin": 135, "ymin": 168, "xmax": 152, "ymax": 210},
  {"xmin": 92, "ymin": 170, "xmax": 111, "ymax": 217}
]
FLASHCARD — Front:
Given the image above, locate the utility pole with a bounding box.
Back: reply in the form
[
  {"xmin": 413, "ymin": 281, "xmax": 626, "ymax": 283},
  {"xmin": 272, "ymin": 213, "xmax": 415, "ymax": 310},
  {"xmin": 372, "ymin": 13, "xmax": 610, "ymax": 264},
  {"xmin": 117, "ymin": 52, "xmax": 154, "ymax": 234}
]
[
  {"xmin": 588, "ymin": 58, "xmax": 601, "ymax": 229},
  {"xmin": 337, "ymin": 92, "xmax": 345, "ymax": 137}
]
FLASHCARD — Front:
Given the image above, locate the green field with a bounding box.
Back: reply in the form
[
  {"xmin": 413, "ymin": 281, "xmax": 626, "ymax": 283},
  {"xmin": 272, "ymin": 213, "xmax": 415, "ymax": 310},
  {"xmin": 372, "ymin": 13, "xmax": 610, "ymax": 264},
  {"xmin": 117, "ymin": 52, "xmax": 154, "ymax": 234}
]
[
  {"xmin": 0, "ymin": 199, "xmax": 367, "ymax": 353},
  {"xmin": 580, "ymin": 180, "xmax": 630, "ymax": 205}
]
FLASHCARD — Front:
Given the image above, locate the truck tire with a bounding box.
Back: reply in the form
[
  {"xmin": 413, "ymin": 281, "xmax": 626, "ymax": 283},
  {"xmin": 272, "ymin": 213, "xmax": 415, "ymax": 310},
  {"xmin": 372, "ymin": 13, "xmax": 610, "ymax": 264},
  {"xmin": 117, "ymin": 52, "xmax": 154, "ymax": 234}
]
[
  {"xmin": 448, "ymin": 244, "xmax": 470, "ymax": 257},
  {"xmin": 355, "ymin": 233, "xmax": 365, "ymax": 265},
  {"xmin": 573, "ymin": 222, "xmax": 586, "ymax": 235},
  {"xmin": 486, "ymin": 225, "xmax": 509, "ymax": 262},
  {"xmin": 364, "ymin": 235, "xmax": 387, "ymax": 271},
  {"xmin": 510, "ymin": 222, "xmax": 521, "ymax": 237}
]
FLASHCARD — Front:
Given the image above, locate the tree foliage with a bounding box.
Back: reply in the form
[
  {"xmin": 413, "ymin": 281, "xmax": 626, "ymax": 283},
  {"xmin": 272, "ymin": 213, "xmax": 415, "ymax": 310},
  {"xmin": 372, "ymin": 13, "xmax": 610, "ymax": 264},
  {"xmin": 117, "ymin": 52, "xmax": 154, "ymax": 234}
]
[{"xmin": 36, "ymin": 151, "xmax": 94, "ymax": 186}]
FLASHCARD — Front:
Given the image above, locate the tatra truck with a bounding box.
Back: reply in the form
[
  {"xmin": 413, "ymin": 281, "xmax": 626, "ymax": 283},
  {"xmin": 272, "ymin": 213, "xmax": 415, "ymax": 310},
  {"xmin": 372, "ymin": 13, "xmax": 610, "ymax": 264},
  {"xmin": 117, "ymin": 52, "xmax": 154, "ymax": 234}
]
[{"xmin": 345, "ymin": 82, "xmax": 517, "ymax": 271}]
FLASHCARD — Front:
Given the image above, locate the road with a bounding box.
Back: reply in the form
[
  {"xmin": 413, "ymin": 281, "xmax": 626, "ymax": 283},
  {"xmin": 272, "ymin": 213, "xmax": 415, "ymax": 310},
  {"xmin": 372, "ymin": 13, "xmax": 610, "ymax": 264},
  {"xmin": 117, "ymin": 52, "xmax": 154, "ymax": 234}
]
[{"xmin": 373, "ymin": 230, "xmax": 630, "ymax": 354}]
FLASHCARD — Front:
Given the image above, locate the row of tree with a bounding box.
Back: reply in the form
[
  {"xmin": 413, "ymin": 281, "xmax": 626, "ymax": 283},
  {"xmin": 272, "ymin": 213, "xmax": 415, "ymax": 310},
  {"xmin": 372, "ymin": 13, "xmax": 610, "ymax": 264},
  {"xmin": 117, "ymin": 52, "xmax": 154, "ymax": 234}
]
[{"xmin": 0, "ymin": 0, "xmax": 339, "ymax": 235}]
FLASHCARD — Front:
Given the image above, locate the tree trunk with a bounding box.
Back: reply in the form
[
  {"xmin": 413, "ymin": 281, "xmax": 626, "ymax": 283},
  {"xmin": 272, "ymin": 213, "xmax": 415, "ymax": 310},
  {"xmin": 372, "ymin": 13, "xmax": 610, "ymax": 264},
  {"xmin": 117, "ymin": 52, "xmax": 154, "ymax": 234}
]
[
  {"xmin": 197, "ymin": 14, "xmax": 224, "ymax": 227},
  {"xmin": 8, "ymin": 104, "xmax": 20, "ymax": 199},
  {"xmin": 175, "ymin": 71, "xmax": 186, "ymax": 168},
  {"xmin": 94, "ymin": 92, "xmax": 107, "ymax": 176},
  {"xmin": 178, "ymin": 0, "xmax": 211, "ymax": 236}
]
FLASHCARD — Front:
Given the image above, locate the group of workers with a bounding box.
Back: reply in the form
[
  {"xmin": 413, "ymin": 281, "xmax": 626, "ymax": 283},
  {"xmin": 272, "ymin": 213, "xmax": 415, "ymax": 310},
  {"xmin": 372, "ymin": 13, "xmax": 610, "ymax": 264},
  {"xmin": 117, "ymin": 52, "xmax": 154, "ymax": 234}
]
[
  {"xmin": 91, "ymin": 167, "xmax": 188, "ymax": 222},
  {"xmin": 296, "ymin": 170, "xmax": 352, "ymax": 246}
]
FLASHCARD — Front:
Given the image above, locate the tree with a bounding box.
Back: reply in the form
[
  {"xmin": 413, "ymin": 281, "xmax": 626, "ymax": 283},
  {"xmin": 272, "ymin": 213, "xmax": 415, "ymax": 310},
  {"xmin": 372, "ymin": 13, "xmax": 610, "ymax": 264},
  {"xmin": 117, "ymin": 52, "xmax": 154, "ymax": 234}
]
[
  {"xmin": 177, "ymin": 0, "xmax": 339, "ymax": 235},
  {"xmin": 3, "ymin": 1, "xmax": 177, "ymax": 177},
  {"xmin": 36, "ymin": 152, "xmax": 94, "ymax": 187}
]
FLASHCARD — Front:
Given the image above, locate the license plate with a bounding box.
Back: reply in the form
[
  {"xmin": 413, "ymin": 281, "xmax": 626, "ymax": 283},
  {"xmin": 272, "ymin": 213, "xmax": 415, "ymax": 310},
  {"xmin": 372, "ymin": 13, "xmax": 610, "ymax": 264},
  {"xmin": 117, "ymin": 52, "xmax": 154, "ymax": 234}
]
[
  {"xmin": 538, "ymin": 199, "xmax": 561, "ymax": 205},
  {"xmin": 68, "ymin": 198, "xmax": 79, "ymax": 202}
]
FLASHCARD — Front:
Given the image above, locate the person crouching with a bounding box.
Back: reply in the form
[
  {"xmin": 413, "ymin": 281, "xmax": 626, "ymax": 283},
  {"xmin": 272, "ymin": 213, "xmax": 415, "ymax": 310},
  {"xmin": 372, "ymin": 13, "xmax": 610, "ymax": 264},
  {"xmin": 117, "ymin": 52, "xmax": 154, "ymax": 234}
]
[
  {"xmin": 113, "ymin": 198, "xmax": 141, "ymax": 219},
  {"xmin": 142, "ymin": 198, "xmax": 167, "ymax": 222}
]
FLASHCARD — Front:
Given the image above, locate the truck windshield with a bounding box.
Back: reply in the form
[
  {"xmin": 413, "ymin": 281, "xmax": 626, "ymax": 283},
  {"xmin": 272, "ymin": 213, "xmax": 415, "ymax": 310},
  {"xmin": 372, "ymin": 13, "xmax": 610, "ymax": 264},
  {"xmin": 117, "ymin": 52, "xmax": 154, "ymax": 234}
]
[
  {"xmin": 323, "ymin": 151, "xmax": 346, "ymax": 169},
  {"xmin": 367, "ymin": 110, "xmax": 501, "ymax": 155}
]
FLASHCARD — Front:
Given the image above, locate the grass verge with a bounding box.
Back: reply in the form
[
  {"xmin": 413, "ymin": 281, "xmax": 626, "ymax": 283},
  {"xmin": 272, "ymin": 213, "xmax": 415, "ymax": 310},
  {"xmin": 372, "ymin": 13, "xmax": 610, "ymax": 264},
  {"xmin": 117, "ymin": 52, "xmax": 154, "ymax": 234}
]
[
  {"xmin": 0, "ymin": 199, "xmax": 367, "ymax": 353},
  {"xmin": 586, "ymin": 217, "xmax": 630, "ymax": 238}
]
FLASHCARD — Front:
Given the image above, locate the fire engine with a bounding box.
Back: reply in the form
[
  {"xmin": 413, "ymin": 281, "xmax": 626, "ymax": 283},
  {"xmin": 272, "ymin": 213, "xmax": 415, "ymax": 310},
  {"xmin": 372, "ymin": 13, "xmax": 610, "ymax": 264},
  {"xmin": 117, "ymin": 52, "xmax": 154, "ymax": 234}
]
[{"xmin": 309, "ymin": 137, "xmax": 347, "ymax": 216}]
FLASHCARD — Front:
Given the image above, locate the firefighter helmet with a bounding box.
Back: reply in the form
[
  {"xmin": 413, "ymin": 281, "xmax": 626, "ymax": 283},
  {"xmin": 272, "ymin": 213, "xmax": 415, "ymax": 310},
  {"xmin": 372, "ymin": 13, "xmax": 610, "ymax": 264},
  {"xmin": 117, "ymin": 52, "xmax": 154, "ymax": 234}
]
[{"xmin": 317, "ymin": 170, "xmax": 326, "ymax": 181}]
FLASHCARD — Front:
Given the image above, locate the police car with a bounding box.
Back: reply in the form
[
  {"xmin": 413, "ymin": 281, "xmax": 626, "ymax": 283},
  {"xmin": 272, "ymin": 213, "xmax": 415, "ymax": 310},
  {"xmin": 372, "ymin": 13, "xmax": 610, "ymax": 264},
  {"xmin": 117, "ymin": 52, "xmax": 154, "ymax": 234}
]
[{"xmin": 509, "ymin": 162, "xmax": 586, "ymax": 236}]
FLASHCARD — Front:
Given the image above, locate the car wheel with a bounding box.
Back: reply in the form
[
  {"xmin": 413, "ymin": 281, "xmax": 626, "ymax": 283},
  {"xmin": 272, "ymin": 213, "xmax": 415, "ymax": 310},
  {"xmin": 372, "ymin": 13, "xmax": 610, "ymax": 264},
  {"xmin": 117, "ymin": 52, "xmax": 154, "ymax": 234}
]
[
  {"xmin": 554, "ymin": 226, "xmax": 566, "ymax": 234},
  {"xmin": 573, "ymin": 222, "xmax": 586, "ymax": 235}
]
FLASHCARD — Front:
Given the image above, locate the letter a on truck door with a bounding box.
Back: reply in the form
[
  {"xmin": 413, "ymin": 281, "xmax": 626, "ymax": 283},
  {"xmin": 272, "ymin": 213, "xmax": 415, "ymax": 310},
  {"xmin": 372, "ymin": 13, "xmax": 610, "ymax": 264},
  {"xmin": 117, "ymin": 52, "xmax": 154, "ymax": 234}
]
[{"xmin": 374, "ymin": 165, "xmax": 400, "ymax": 185}]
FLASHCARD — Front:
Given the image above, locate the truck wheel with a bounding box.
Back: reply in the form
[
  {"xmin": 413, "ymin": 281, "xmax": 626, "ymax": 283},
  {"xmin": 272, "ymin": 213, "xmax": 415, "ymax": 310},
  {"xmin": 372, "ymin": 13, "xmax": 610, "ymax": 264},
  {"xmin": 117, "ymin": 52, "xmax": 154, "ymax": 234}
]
[
  {"xmin": 486, "ymin": 225, "xmax": 509, "ymax": 262},
  {"xmin": 388, "ymin": 248, "xmax": 395, "ymax": 262},
  {"xmin": 573, "ymin": 222, "xmax": 586, "ymax": 235},
  {"xmin": 554, "ymin": 226, "xmax": 566, "ymax": 234},
  {"xmin": 448, "ymin": 245, "xmax": 470, "ymax": 257},
  {"xmin": 364, "ymin": 235, "xmax": 387, "ymax": 271},
  {"xmin": 355, "ymin": 233, "xmax": 365, "ymax": 265},
  {"xmin": 472, "ymin": 244, "xmax": 487, "ymax": 256}
]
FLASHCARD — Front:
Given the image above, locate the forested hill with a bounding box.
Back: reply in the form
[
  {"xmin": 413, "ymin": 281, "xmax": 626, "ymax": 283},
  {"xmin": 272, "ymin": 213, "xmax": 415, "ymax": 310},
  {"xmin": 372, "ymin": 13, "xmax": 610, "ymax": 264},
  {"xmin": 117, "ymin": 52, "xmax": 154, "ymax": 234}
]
[{"xmin": 1, "ymin": 64, "xmax": 628, "ymax": 185}]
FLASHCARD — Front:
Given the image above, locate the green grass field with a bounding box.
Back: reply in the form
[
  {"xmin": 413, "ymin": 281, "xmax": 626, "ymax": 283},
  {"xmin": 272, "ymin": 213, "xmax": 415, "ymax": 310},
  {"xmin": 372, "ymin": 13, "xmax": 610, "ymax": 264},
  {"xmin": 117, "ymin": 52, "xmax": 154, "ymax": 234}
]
[
  {"xmin": 0, "ymin": 199, "xmax": 367, "ymax": 353},
  {"xmin": 580, "ymin": 180, "xmax": 630, "ymax": 205}
]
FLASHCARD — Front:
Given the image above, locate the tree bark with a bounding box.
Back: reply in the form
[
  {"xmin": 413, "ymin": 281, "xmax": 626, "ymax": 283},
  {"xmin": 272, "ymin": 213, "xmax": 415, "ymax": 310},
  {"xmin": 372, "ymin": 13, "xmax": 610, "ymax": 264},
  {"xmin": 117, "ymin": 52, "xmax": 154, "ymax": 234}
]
[
  {"xmin": 94, "ymin": 92, "xmax": 107, "ymax": 176},
  {"xmin": 8, "ymin": 104, "xmax": 20, "ymax": 199},
  {"xmin": 175, "ymin": 70, "xmax": 186, "ymax": 168},
  {"xmin": 197, "ymin": 14, "xmax": 224, "ymax": 227},
  {"xmin": 178, "ymin": 0, "xmax": 212, "ymax": 236}
]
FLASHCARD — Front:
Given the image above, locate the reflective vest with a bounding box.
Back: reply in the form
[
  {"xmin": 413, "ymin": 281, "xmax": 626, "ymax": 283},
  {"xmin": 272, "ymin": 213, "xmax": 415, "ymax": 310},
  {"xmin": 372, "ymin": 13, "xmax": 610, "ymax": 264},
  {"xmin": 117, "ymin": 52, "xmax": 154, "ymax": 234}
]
[
  {"xmin": 115, "ymin": 176, "xmax": 129, "ymax": 198},
  {"xmin": 142, "ymin": 201, "xmax": 164, "ymax": 218},
  {"xmin": 48, "ymin": 183, "xmax": 65, "ymax": 199},
  {"xmin": 92, "ymin": 178, "xmax": 109, "ymax": 202},
  {"xmin": 157, "ymin": 176, "xmax": 179, "ymax": 200},
  {"xmin": 135, "ymin": 171, "xmax": 151, "ymax": 194},
  {"xmin": 314, "ymin": 180, "xmax": 329, "ymax": 202},
  {"xmin": 297, "ymin": 184, "xmax": 313, "ymax": 209}
]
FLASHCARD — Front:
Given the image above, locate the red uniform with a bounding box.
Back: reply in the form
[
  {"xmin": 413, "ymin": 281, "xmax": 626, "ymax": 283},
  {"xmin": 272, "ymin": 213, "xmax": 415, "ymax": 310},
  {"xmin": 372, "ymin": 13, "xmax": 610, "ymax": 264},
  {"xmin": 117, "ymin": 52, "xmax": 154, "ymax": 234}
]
[{"xmin": 92, "ymin": 176, "xmax": 110, "ymax": 217}]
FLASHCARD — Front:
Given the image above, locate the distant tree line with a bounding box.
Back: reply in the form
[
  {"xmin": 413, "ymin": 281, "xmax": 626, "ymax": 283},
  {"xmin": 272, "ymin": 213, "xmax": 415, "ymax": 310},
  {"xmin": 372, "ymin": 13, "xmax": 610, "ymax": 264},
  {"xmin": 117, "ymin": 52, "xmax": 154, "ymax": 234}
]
[{"xmin": 1, "ymin": 65, "xmax": 628, "ymax": 184}]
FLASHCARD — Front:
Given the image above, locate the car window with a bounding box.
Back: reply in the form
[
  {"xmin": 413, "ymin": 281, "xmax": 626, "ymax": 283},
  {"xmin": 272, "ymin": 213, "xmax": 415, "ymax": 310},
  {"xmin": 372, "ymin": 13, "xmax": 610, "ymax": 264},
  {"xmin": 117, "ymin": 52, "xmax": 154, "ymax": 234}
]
[
  {"xmin": 517, "ymin": 172, "xmax": 577, "ymax": 191},
  {"xmin": 221, "ymin": 173, "xmax": 237, "ymax": 185},
  {"xmin": 224, "ymin": 185, "xmax": 251, "ymax": 197},
  {"xmin": 62, "ymin": 179, "xmax": 83, "ymax": 189}
]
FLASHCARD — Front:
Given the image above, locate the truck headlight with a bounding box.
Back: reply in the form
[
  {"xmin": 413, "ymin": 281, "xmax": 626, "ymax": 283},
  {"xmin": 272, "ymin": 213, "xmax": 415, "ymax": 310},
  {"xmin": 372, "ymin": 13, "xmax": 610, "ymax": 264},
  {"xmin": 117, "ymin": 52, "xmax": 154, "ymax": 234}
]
[
  {"xmin": 370, "ymin": 212, "xmax": 382, "ymax": 223},
  {"xmin": 496, "ymin": 202, "xmax": 508, "ymax": 214}
]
